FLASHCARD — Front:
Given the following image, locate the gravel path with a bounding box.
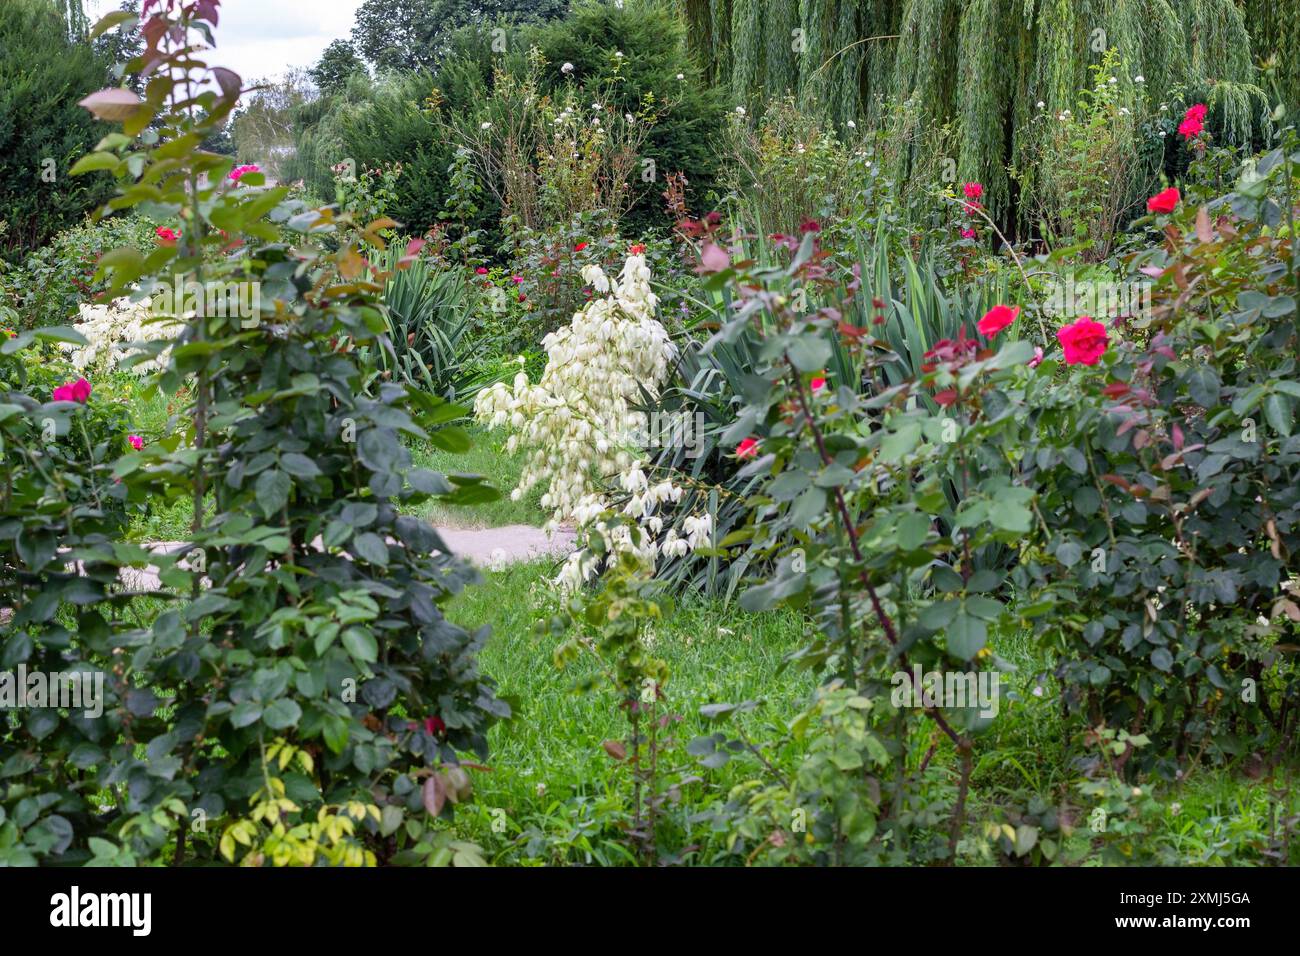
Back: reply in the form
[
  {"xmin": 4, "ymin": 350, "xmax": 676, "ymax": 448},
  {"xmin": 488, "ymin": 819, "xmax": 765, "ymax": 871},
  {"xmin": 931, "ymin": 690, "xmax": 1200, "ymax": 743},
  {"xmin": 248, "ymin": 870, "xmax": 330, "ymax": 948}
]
[{"xmin": 3, "ymin": 525, "xmax": 576, "ymax": 600}]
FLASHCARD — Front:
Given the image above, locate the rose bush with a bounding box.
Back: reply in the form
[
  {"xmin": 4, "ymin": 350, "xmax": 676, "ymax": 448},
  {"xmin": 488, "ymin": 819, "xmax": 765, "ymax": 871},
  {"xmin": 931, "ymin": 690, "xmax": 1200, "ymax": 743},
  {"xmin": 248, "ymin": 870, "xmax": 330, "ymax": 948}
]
[
  {"xmin": 1, "ymin": 0, "xmax": 507, "ymax": 867},
  {"xmin": 671, "ymin": 133, "xmax": 1300, "ymax": 858}
]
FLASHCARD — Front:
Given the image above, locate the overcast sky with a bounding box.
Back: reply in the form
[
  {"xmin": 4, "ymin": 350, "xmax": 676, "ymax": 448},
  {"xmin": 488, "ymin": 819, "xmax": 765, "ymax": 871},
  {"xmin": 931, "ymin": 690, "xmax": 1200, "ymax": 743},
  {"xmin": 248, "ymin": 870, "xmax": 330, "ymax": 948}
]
[{"xmin": 87, "ymin": 0, "xmax": 366, "ymax": 84}]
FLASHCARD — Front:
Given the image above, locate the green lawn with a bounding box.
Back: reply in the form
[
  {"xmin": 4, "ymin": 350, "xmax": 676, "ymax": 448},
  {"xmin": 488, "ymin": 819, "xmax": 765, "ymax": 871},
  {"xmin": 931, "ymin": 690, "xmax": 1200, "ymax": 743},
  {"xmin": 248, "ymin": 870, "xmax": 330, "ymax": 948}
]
[
  {"xmin": 444, "ymin": 559, "xmax": 812, "ymax": 864},
  {"xmin": 439, "ymin": 561, "xmax": 1299, "ymax": 866},
  {"xmin": 409, "ymin": 425, "xmax": 546, "ymax": 528}
]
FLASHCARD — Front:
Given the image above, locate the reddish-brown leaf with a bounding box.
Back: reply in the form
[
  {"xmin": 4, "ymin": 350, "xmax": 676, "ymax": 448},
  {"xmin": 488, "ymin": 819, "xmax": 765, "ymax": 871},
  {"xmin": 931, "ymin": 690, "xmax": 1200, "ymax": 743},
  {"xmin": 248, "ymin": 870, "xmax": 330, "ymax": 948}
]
[
  {"xmin": 1195, "ymin": 206, "xmax": 1213, "ymax": 243},
  {"xmin": 422, "ymin": 772, "xmax": 447, "ymax": 817},
  {"xmin": 602, "ymin": 740, "xmax": 627, "ymax": 761}
]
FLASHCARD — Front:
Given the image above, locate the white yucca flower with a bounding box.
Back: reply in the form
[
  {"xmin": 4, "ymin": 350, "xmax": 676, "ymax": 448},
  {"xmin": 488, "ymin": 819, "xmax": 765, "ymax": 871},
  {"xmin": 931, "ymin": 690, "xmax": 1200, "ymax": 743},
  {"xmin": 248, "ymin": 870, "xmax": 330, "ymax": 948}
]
[
  {"xmin": 475, "ymin": 252, "xmax": 710, "ymax": 589},
  {"xmin": 61, "ymin": 296, "xmax": 182, "ymax": 375}
]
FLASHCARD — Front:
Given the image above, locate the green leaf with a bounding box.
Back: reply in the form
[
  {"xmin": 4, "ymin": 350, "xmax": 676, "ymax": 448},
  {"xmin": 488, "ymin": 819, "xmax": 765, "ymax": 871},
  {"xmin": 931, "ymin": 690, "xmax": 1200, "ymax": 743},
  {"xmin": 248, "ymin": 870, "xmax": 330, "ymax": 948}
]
[
  {"xmin": 988, "ymin": 496, "xmax": 1032, "ymax": 533},
  {"xmin": 427, "ymin": 426, "xmax": 472, "ymax": 453},
  {"xmin": 946, "ymin": 612, "xmax": 987, "ymax": 661},
  {"xmin": 1264, "ymin": 393, "xmax": 1292, "ymax": 436},
  {"xmin": 68, "ymin": 152, "xmax": 121, "ymax": 176},
  {"xmin": 254, "ymin": 469, "xmax": 290, "ymax": 516},
  {"xmin": 918, "ymin": 600, "xmax": 958, "ymax": 630},
  {"xmin": 1184, "ymin": 366, "xmax": 1221, "ymax": 409},
  {"xmin": 263, "ymin": 699, "xmax": 303, "ymax": 730},
  {"xmin": 230, "ymin": 701, "xmax": 263, "ymax": 728},
  {"xmin": 32, "ymin": 326, "xmax": 88, "ymax": 346},
  {"xmin": 342, "ymin": 628, "xmax": 379, "ymax": 663},
  {"xmin": 786, "ymin": 335, "xmax": 831, "ymax": 373},
  {"xmin": 90, "ymin": 10, "xmax": 138, "ymax": 40},
  {"xmin": 280, "ymin": 452, "xmax": 322, "ymax": 478},
  {"xmin": 351, "ymin": 532, "xmax": 389, "ymax": 566},
  {"xmin": 896, "ymin": 512, "xmax": 932, "ymax": 550},
  {"xmin": 1056, "ymin": 540, "xmax": 1083, "ymax": 567},
  {"xmin": 881, "ymin": 422, "xmax": 922, "ymax": 462}
]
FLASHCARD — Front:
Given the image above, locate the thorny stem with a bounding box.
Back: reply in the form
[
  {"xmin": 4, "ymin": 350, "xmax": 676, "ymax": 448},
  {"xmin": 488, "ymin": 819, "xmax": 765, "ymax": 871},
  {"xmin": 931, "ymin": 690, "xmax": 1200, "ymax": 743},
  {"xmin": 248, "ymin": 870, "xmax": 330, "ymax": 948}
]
[
  {"xmin": 785, "ymin": 358, "xmax": 963, "ymax": 750},
  {"xmin": 1084, "ymin": 434, "xmax": 1118, "ymax": 551},
  {"xmin": 943, "ymin": 196, "xmax": 1043, "ymax": 341}
]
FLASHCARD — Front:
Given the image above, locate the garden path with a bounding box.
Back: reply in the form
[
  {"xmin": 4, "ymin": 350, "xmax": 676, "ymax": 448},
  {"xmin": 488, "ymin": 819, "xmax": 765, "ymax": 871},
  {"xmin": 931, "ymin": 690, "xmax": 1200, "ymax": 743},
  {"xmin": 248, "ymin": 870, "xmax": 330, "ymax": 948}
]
[{"xmin": 0, "ymin": 525, "xmax": 577, "ymax": 602}]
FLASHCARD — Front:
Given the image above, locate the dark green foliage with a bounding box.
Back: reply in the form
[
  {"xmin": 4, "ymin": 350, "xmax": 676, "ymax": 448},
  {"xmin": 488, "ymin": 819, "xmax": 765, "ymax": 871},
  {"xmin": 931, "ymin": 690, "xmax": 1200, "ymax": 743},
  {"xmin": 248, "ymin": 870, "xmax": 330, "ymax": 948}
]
[
  {"xmin": 351, "ymin": 0, "xmax": 571, "ymax": 72},
  {"xmin": 294, "ymin": 0, "xmax": 725, "ymax": 242},
  {"xmin": 1, "ymin": 215, "xmax": 157, "ymax": 330},
  {"xmin": 310, "ymin": 40, "xmax": 368, "ymax": 97},
  {"xmin": 337, "ymin": 75, "xmax": 459, "ymax": 235},
  {"xmin": 527, "ymin": 1, "xmax": 727, "ymax": 235},
  {"xmin": 0, "ymin": 0, "xmax": 116, "ymax": 257}
]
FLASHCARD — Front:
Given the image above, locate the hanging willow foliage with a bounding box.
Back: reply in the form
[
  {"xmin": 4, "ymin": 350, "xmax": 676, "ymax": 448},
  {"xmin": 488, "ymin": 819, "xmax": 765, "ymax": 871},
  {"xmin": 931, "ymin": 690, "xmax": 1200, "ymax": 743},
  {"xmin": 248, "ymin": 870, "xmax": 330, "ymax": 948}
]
[
  {"xmin": 955, "ymin": 0, "xmax": 1016, "ymax": 215},
  {"xmin": 731, "ymin": 0, "xmax": 765, "ymax": 105},
  {"xmin": 683, "ymin": 0, "xmax": 1284, "ymax": 222},
  {"xmin": 1242, "ymin": 0, "xmax": 1300, "ymax": 111},
  {"xmin": 764, "ymin": 0, "xmax": 800, "ymax": 97},
  {"xmin": 797, "ymin": 0, "xmax": 837, "ymax": 107}
]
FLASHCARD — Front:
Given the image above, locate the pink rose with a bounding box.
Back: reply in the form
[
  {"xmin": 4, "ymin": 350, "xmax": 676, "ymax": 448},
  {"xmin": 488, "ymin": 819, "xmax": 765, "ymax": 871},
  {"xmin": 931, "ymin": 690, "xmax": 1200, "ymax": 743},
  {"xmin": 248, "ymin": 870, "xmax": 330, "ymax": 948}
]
[
  {"xmin": 54, "ymin": 378, "xmax": 92, "ymax": 404},
  {"xmin": 128, "ymin": 435, "xmax": 144, "ymax": 450}
]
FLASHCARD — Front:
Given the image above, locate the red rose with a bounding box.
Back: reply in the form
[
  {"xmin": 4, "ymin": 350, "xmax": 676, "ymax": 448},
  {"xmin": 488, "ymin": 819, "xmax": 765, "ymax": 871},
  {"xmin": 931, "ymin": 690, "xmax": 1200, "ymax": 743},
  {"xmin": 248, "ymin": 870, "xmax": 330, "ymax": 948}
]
[
  {"xmin": 1146, "ymin": 187, "xmax": 1180, "ymax": 214},
  {"xmin": 736, "ymin": 437, "xmax": 760, "ymax": 459},
  {"xmin": 1178, "ymin": 103, "xmax": 1206, "ymax": 140},
  {"xmin": 1056, "ymin": 317, "xmax": 1109, "ymax": 366},
  {"xmin": 977, "ymin": 304, "xmax": 1019, "ymax": 338}
]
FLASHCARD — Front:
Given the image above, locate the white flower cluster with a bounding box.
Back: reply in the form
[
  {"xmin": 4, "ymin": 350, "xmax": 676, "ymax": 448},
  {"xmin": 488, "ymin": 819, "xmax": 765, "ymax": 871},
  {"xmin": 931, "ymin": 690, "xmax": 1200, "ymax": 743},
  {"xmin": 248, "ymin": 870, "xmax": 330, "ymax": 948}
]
[
  {"xmin": 474, "ymin": 253, "xmax": 711, "ymax": 589},
  {"xmin": 61, "ymin": 296, "xmax": 181, "ymax": 375}
]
